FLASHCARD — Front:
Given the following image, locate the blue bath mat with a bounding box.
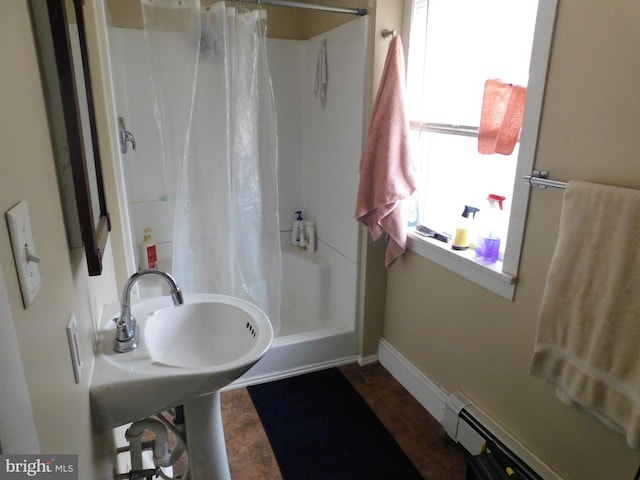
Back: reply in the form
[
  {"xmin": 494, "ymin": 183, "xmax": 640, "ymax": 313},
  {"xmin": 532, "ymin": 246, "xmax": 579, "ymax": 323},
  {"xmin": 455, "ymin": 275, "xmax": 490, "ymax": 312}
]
[{"xmin": 247, "ymin": 368, "xmax": 424, "ymax": 480}]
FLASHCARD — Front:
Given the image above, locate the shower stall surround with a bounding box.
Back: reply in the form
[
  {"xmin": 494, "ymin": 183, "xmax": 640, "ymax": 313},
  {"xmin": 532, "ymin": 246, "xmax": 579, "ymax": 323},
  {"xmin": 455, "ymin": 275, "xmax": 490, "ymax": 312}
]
[{"xmin": 108, "ymin": 15, "xmax": 368, "ymax": 380}]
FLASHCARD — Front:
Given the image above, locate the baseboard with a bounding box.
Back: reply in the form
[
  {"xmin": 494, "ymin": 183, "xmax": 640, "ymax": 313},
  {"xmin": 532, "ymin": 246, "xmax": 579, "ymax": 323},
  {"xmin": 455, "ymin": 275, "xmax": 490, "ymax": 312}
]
[
  {"xmin": 378, "ymin": 339, "xmax": 562, "ymax": 480},
  {"xmin": 357, "ymin": 353, "xmax": 379, "ymax": 366},
  {"xmin": 378, "ymin": 338, "xmax": 448, "ymax": 422}
]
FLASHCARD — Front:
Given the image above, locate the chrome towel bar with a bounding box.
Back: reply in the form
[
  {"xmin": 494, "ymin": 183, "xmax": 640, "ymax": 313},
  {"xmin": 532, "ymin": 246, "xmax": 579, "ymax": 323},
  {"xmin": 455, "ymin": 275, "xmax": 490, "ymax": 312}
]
[{"xmin": 523, "ymin": 170, "xmax": 568, "ymax": 189}]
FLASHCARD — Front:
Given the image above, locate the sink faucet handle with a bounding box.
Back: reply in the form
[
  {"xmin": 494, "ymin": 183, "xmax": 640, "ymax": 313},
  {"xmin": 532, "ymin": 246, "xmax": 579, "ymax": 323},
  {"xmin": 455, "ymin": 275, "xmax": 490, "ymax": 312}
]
[
  {"xmin": 113, "ymin": 315, "xmax": 135, "ymax": 337},
  {"xmin": 113, "ymin": 314, "xmax": 137, "ymax": 353}
]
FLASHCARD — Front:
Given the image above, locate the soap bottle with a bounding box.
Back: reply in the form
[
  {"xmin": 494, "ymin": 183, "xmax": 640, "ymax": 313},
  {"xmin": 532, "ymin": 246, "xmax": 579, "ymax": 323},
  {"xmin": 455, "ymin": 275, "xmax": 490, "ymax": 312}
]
[
  {"xmin": 452, "ymin": 205, "xmax": 479, "ymax": 251},
  {"xmin": 407, "ymin": 195, "xmax": 419, "ymax": 228},
  {"xmin": 475, "ymin": 194, "xmax": 506, "ymax": 264},
  {"xmin": 139, "ymin": 228, "xmax": 158, "ymax": 270},
  {"xmin": 304, "ymin": 220, "xmax": 316, "ymax": 253},
  {"xmin": 291, "ymin": 211, "xmax": 303, "ymax": 247}
]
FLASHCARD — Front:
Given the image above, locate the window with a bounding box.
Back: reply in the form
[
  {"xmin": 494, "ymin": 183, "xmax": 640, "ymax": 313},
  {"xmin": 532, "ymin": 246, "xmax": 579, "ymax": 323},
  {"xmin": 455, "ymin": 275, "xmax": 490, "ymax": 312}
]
[{"xmin": 403, "ymin": 0, "xmax": 557, "ymax": 300}]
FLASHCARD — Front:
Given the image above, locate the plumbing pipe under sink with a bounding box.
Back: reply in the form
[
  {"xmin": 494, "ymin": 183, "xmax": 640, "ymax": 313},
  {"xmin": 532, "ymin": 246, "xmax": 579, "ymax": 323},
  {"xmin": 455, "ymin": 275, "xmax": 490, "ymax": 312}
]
[
  {"xmin": 126, "ymin": 418, "xmax": 170, "ymax": 470},
  {"xmin": 123, "ymin": 415, "xmax": 187, "ymax": 479}
]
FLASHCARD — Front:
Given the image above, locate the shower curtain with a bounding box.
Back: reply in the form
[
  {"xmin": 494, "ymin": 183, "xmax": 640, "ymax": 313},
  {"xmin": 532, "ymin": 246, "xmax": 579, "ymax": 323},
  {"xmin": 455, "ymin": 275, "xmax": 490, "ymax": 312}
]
[{"xmin": 141, "ymin": 0, "xmax": 281, "ymax": 334}]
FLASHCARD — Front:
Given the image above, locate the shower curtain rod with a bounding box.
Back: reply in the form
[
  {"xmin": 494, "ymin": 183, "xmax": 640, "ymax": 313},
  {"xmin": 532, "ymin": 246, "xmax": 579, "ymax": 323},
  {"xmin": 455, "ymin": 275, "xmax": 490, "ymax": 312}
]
[{"xmin": 239, "ymin": 0, "xmax": 367, "ymax": 16}]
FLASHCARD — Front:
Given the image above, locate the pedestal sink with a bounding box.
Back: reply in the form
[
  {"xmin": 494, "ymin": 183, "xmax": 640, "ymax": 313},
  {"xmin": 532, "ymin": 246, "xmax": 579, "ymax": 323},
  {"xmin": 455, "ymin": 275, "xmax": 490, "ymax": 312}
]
[{"xmin": 90, "ymin": 293, "xmax": 273, "ymax": 479}]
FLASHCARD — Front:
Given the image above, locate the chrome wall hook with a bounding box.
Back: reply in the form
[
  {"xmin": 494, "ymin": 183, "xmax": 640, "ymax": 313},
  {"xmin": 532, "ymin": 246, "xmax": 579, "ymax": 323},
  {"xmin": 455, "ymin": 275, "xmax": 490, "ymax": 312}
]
[{"xmin": 381, "ymin": 28, "xmax": 396, "ymax": 39}]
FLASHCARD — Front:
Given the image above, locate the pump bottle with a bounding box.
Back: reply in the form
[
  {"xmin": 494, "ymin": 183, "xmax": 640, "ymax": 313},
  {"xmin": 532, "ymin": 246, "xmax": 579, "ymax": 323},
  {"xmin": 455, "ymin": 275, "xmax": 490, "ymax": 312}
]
[
  {"xmin": 452, "ymin": 205, "xmax": 479, "ymax": 251},
  {"xmin": 475, "ymin": 194, "xmax": 506, "ymax": 264},
  {"xmin": 291, "ymin": 211, "xmax": 304, "ymax": 246}
]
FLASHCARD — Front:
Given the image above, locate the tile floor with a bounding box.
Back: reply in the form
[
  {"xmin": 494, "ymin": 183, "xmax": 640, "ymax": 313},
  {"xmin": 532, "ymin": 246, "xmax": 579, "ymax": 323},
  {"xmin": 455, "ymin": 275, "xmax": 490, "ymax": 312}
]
[{"xmin": 218, "ymin": 362, "xmax": 469, "ymax": 480}]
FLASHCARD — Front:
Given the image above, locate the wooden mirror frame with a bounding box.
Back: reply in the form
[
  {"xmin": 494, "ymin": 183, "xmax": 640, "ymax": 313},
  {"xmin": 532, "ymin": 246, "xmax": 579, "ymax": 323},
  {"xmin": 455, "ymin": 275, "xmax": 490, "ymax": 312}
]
[{"xmin": 32, "ymin": 0, "xmax": 110, "ymax": 275}]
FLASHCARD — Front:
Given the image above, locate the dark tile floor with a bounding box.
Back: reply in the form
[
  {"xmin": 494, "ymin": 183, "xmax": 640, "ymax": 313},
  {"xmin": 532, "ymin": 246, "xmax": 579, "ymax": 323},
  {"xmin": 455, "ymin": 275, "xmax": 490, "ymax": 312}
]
[{"xmin": 220, "ymin": 362, "xmax": 469, "ymax": 480}]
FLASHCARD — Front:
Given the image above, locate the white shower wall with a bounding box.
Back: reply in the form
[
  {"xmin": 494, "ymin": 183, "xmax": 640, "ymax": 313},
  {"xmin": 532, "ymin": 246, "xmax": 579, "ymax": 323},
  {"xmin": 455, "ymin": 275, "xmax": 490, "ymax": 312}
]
[
  {"xmin": 271, "ymin": 18, "xmax": 367, "ymax": 264},
  {"xmin": 108, "ymin": 15, "xmax": 367, "ymax": 331},
  {"xmin": 268, "ymin": 17, "xmax": 368, "ymax": 328}
]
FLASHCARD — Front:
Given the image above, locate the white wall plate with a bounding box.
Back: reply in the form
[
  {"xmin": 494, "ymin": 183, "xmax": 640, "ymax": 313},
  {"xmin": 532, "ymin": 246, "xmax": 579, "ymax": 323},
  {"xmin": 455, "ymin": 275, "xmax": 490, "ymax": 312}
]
[{"xmin": 5, "ymin": 201, "xmax": 42, "ymax": 308}]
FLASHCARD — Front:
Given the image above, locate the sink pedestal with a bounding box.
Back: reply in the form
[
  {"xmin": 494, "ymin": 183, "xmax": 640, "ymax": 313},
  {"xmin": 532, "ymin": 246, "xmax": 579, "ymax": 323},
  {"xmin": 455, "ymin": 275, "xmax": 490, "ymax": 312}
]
[
  {"xmin": 184, "ymin": 392, "xmax": 231, "ymax": 480},
  {"xmin": 90, "ymin": 294, "xmax": 273, "ymax": 476}
]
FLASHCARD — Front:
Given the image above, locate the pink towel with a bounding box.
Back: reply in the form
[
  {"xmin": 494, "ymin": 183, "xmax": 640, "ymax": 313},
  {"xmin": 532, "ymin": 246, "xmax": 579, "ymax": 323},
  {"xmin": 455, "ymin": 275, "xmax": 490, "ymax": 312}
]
[
  {"xmin": 478, "ymin": 79, "xmax": 527, "ymax": 155},
  {"xmin": 355, "ymin": 36, "xmax": 417, "ymax": 267}
]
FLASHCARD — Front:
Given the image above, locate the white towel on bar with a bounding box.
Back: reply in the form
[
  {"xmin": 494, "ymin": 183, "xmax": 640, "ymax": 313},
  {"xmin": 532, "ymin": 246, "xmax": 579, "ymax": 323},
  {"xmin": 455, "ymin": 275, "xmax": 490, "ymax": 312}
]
[
  {"xmin": 529, "ymin": 180, "xmax": 640, "ymax": 449},
  {"xmin": 314, "ymin": 40, "xmax": 327, "ymax": 107}
]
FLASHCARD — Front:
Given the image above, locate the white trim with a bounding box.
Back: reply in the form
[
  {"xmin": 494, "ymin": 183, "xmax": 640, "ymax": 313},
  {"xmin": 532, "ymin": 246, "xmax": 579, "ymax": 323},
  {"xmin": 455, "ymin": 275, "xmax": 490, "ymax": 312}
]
[
  {"xmin": 503, "ymin": 0, "xmax": 558, "ymax": 275},
  {"xmin": 407, "ymin": 232, "xmax": 517, "ymax": 300},
  {"xmin": 378, "ymin": 338, "xmax": 448, "ymax": 422},
  {"xmin": 379, "ymin": 338, "xmax": 563, "ymax": 480}
]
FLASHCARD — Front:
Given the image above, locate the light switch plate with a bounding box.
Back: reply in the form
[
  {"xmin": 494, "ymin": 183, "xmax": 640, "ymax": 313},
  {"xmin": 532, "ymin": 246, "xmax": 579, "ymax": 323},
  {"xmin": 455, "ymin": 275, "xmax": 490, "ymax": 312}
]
[
  {"xmin": 66, "ymin": 314, "xmax": 83, "ymax": 384},
  {"xmin": 5, "ymin": 201, "xmax": 42, "ymax": 308}
]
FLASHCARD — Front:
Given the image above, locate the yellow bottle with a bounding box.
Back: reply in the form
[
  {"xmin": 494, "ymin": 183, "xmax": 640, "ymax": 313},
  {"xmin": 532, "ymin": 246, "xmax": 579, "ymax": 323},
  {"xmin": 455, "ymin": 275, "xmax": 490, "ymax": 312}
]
[{"xmin": 452, "ymin": 206, "xmax": 479, "ymax": 251}]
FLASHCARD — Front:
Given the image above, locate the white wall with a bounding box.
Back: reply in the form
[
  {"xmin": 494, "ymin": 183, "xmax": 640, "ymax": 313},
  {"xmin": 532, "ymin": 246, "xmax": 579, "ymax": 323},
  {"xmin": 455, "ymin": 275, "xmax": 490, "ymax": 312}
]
[
  {"xmin": 299, "ymin": 17, "xmax": 368, "ymax": 265},
  {"xmin": 267, "ymin": 39, "xmax": 304, "ymax": 226},
  {"xmin": 270, "ymin": 19, "xmax": 369, "ymax": 328}
]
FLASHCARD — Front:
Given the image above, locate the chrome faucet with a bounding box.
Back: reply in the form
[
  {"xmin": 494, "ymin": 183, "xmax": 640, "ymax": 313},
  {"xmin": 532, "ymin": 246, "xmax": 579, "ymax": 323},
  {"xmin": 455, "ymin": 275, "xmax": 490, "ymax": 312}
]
[{"xmin": 113, "ymin": 269, "xmax": 184, "ymax": 353}]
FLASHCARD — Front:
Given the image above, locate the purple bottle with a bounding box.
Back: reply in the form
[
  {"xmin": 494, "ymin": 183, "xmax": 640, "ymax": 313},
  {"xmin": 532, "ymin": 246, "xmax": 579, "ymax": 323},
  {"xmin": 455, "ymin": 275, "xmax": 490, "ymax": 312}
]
[{"xmin": 475, "ymin": 194, "xmax": 506, "ymax": 264}]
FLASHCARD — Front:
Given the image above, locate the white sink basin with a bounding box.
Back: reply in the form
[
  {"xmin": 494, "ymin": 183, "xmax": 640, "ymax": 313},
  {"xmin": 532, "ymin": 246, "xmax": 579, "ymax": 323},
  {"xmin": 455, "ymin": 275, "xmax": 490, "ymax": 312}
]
[
  {"xmin": 90, "ymin": 293, "xmax": 273, "ymax": 431},
  {"xmin": 145, "ymin": 301, "xmax": 262, "ymax": 368}
]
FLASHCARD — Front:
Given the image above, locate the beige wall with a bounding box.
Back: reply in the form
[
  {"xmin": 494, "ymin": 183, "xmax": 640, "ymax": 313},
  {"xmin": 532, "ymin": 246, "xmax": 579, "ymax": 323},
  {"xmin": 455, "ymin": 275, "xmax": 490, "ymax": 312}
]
[
  {"xmin": 357, "ymin": 0, "xmax": 404, "ymax": 358},
  {"xmin": 382, "ymin": 1, "xmax": 640, "ymax": 478},
  {"xmin": 0, "ymin": 2, "xmax": 117, "ymax": 477}
]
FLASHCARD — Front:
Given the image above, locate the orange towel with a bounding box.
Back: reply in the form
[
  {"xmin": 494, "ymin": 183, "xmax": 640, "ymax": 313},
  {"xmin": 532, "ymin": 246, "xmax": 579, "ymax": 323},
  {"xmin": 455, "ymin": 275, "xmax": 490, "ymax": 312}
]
[
  {"xmin": 478, "ymin": 79, "xmax": 527, "ymax": 155},
  {"xmin": 355, "ymin": 36, "xmax": 417, "ymax": 267}
]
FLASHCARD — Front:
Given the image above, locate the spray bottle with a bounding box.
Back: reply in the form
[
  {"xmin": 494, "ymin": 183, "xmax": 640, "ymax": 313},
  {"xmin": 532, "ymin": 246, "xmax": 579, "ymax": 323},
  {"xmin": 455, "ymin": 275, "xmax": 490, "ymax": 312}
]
[
  {"xmin": 452, "ymin": 205, "xmax": 480, "ymax": 251},
  {"xmin": 475, "ymin": 194, "xmax": 506, "ymax": 264}
]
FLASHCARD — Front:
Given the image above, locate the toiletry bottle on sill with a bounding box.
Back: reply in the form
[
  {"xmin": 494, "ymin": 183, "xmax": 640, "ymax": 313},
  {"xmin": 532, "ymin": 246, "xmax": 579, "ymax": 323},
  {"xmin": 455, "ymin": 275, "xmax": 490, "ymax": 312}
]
[
  {"xmin": 452, "ymin": 205, "xmax": 479, "ymax": 250},
  {"xmin": 475, "ymin": 194, "xmax": 506, "ymax": 264},
  {"xmin": 139, "ymin": 228, "xmax": 158, "ymax": 270},
  {"xmin": 407, "ymin": 195, "xmax": 419, "ymax": 227}
]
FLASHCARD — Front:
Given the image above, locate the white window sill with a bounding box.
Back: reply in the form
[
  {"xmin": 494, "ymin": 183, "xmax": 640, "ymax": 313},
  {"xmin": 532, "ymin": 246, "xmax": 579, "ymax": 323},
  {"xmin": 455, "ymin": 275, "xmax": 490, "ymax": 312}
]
[{"xmin": 406, "ymin": 231, "xmax": 517, "ymax": 300}]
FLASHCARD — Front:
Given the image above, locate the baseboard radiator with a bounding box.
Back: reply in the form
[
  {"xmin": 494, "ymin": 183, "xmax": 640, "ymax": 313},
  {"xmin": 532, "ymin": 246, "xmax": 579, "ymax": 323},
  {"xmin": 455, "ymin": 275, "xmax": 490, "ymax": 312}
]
[{"xmin": 443, "ymin": 392, "xmax": 563, "ymax": 480}]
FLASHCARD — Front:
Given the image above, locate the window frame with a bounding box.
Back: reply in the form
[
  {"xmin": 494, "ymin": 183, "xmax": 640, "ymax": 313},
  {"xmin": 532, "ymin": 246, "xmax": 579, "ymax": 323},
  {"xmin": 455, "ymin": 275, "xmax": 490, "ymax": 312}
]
[{"xmin": 403, "ymin": 0, "xmax": 557, "ymax": 300}]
